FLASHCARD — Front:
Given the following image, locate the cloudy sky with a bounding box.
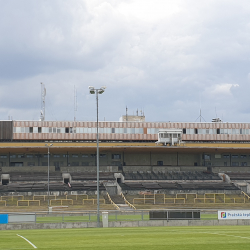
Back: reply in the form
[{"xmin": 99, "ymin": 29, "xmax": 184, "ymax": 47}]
[{"xmin": 1, "ymin": 0, "xmax": 250, "ymax": 123}]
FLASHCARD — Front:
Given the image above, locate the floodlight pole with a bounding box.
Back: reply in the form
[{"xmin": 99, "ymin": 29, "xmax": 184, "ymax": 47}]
[
  {"xmin": 45, "ymin": 143, "xmax": 53, "ymax": 211},
  {"xmin": 89, "ymin": 86, "xmax": 106, "ymax": 228}
]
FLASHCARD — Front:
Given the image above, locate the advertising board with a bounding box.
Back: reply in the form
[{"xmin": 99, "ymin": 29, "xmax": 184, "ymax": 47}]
[{"xmin": 218, "ymin": 210, "xmax": 250, "ymax": 220}]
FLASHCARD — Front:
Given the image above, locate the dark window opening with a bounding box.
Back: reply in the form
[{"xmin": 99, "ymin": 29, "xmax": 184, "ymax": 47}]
[
  {"xmin": 82, "ymin": 162, "xmax": 89, "ymax": 166},
  {"xmin": 64, "ymin": 178, "xmax": 69, "ymax": 184},
  {"xmin": 183, "ymin": 128, "xmax": 186, "ymax": 134},
  {"xmin": 217, "ymin": 129, "xmax": 220, "ymax": 134},
  {"xmin": 117, "ymin": 178, "xmax": 122, "ymax": 183},
  {"xmin": 10, "ymin": 162, "xmax": 23, "ymax": 167},
  {"xmin": 55, "ymin": 166, "xmax": 60, "ymax": 171},
  {"xmin": 29, "ymin": 127, "xmax": 33, "ymax": 133},
  {"xmin": 157, "ymin": 161, "xmax": 163, "ymax": 166},
  {"xmin": 2, "ymin": 179, "xmax": 9, "ymax": 185},
  {"xmin": 194, "ymin": 128, "xmax": 198, "ymax": 134},
  {"xmin": 65, "ymin": 127, "xmax": 69, "ymax": 133},
  {"xmin": 38, "ymin": 127, "xmax": 42, "ymax": 133}
]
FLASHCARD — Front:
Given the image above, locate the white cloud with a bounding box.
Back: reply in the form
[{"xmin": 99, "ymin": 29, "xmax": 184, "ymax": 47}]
[{"xmin": 206, "ymin": 83, "xmax": 240, "ymax": 96}]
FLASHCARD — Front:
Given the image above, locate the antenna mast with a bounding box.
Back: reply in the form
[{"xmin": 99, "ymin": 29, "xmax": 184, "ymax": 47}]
[{"xmin": 40, "ymin": 83, "xmax": 46, "ymax": 121}]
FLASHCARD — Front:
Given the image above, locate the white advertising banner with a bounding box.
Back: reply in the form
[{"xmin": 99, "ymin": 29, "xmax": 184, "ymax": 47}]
[{"xmin": 218, "ymin": 210, "xmax": 250, "ymax": 220}]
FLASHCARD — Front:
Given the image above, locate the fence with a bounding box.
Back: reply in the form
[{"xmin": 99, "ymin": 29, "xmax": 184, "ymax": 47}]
[{"xmin": 131, "ymin": 193, "xmax": 249, "ymax": 205}]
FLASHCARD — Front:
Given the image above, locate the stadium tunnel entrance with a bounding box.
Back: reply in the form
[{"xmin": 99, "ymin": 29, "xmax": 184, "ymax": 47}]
[{"xmin": 1, "ymin": 174, "xmax": 10, "ymax": 185}]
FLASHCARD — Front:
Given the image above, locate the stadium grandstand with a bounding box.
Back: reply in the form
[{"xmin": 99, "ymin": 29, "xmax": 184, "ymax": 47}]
[{"xmin": 0, "ymin": 116, "xmax": 250, "ymax": 206}]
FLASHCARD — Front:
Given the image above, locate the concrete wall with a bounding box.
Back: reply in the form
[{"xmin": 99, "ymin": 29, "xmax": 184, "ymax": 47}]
[
  {"xmin": 1, "ymin": 219, "xmax": 250, "ymax": 230},
  {"xmin": 124, "ymin": 153, "xmax": 151, "ymax": 166},
  {"xmin": 125, "ymin": 189, "xmax": 241, "ymax": 195}
]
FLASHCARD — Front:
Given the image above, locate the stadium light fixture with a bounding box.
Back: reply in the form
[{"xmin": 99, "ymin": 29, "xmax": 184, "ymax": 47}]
[
  {"xmin": 89, "ymin": 86, "xmax": 106, "ymax": 227},
  {"xmin": 45, "ymin": 143, "xmax": 53, "ymax": 211}
]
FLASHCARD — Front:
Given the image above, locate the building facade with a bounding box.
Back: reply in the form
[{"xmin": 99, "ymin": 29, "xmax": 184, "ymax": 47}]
[{"xmin": 0, "ymin": 120, "xmax": 249, "ymax": 173}]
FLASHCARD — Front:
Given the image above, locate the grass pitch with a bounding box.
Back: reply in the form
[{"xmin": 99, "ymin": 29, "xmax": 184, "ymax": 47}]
[{"xmin": 1, "ymin": 226, "xmax": 250, "ymax": 250}]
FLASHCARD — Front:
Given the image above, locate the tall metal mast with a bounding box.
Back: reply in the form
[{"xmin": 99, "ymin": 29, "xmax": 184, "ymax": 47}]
[{"xmin": 40, "ymin": 83, "xmax": 46, "ymax": 121}]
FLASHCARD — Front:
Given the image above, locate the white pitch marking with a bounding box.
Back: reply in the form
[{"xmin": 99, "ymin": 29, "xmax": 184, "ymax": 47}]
[
  {"xmin": 197, "ymin": 231, "xmax": 250, "ymax": 240},
  {"xmin": 16, "ymin": 234, "xmax": 37, "ymax": 249},
  {"xmin": 210, "ymin": 232, "xmax": 250, "ymax": 240}
]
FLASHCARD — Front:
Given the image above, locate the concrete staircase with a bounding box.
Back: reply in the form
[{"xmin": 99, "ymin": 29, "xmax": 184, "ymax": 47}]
[{"xmin": 109, "ymin": 195, "xmax": 134, "ymax": 211}]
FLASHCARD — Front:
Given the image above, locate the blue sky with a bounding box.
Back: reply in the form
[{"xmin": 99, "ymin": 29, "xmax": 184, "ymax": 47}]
[{"xmin": 0, "ymin": 0, "xmax": 250, "ymax": 122}]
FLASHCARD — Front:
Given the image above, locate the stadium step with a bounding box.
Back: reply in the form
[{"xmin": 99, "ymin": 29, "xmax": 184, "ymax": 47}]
[{"xmin": 117, "ymin": 204, "xmax": 134, "ymax": 211}]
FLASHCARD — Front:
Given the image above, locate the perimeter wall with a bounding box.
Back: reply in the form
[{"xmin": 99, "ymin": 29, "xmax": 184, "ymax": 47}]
[{"xmin": 1, "ymin": 219, "xmax": 250, "ymax": 230}]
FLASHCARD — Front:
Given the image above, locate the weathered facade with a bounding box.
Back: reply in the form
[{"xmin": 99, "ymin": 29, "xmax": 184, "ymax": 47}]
[{"xmin": 0, "ymin": 120, "xmax": 249, "ymax": 173}]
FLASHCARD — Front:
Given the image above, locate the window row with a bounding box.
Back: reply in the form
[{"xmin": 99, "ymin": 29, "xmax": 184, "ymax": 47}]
[
  {"xmin": 204, "ymin": 154, "xmax": 250, "ymax": 160},
  {"xmin": 1, "ymin": 153, "xmax": 121, "ymax": 159},
  {"xmin": 14, "ymin": 127, "xmax": 250, "ymax": 135},
  {"xmin": 183, "ymin": 128, "xmax": 250, "ymax": 135},
  {"xmin": 14, "ymin": 127, "xmax": 144, "ymax": 134}
]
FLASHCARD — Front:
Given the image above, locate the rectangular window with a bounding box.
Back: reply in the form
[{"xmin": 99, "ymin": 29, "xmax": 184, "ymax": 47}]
[
  {"xmin": 53, "ymin": 154, "xmax": 60, "ymax": 158},
  {"xmin": 223, "ymin": 155, "xmax": 230, "ymax": 158},
  {"xmin": 204, "ymin": 154, "xmax": 211, "ymax": 160},
  {"xmin": 194, "ymin": 128, "xmax": 198, "ymax": 134},
  {"xmin": 29, "ymin": 127, "xmax": 33, "ymax": 133},
  {"xmin": 17, "ymin": 154, "xmax": 25, "ymax": 158},
  {"xmin": 100, "ymin": 154, "xmax": 106, "ymax": 158},
  {"xmin": 10, "ymin": 162, "xmax": 23, "ymax": 167},
  {"xmin": 91, "ymin": 154, "xmax": 96, "ymax": 158},
  {"xmin": 241, "ymin": 155, "xmax": 247, "ymax": 158},
  {"xmin": 232, "ymin": 162, "xmax": 239, "ymax": 166},
  {"xmin": 26, "ymin": 154, "xmax": 34, "ymax": 158},
  {"xmin": 72, "ymin": 154, "xmax": 78, "ymax": 158},
  {"xmin": 10, "ymin": 155, "xmax": 16, "ymax": 159},
  {"xmin": 27, "ymin": 162, "xmax": 35, "ymax": 166},
  {"xmin": 82, "ymin": 154, "xmax": 88, "ymax": 158},
  {"xmin": 157, "ymin": 161, "xmax": 163, "ymax": 166},
  {"xmin": 38, "ymin": 127, "xmax": 42, "ymax": 133},
  {"xmin": 183, "ymin": 128, "xmax": 186, "ymax": 134},
  {"xmin": 241, "ymin": 162, "xmax": 247, "ymax": 166},
  {"xmin": 112, "ymin": 154, "xmax": 121, "ymax": 159},
  {"xmin": 82, "ymin": 162, "xmax": 89, "ymax": 166},
  {"xmin": 0, "ymin": 155, "xmax": 7, "ymax": 158},
  {"xmin": 232, "ymin": 155, "xmax": 239, "ymax": 158}
]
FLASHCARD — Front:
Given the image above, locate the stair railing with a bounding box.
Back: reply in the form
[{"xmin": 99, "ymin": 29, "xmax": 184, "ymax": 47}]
[
  {"xmin": 120, "ymin": 192, "xmax": 136, "ymax": 210},
  {"xmin": 107, "ymin": 193, "xmax": 120, "ymax": 210}
]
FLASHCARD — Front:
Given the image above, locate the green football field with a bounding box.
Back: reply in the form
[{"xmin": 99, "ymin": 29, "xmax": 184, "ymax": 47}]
[{"xmin": 1, "ymin": 225, "xmax": 250, "ymax": 250}]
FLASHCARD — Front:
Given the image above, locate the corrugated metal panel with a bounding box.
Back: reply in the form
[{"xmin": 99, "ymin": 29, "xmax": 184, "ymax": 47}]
[{"xmin": 0, "ymin": 121, "xmax": 13, "ymax": 140}]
